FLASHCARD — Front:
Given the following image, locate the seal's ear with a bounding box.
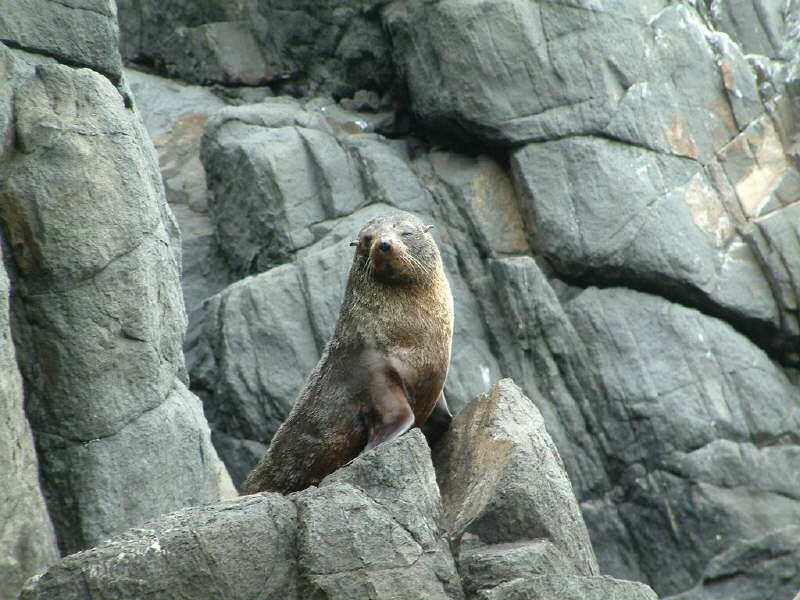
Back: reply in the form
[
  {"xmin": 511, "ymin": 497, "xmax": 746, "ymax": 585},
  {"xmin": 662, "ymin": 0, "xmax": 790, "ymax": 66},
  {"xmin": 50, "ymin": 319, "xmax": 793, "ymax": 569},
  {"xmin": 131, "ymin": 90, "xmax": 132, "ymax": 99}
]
[
  {"xmin": 349, "ymin": 239, "xmax": 359, "ymax": 247},
  {"xmin": 424, "ymin": 225, "xmax": 434, "ymax": 233}
]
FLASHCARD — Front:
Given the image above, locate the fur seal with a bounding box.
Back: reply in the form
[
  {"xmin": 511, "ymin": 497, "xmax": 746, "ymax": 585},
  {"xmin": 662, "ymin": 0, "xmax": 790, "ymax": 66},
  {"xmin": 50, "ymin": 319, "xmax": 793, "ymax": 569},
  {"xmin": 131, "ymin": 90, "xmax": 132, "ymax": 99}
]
[{"xmin": 242, "ymin": 210, "xmax": 454, "ymax": 495}]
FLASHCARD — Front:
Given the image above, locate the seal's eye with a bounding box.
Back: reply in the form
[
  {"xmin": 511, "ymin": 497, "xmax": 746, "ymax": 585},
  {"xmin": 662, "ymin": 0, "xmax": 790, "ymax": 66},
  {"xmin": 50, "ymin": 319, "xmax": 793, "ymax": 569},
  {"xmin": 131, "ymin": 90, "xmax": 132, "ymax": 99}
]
[
  {"xmin": 362, "ymin": 235, "xmax": 373, "ymax": 246},
  {"xmin": 401, "ymin": 231, "xmax": 413, "ymax": 238}
]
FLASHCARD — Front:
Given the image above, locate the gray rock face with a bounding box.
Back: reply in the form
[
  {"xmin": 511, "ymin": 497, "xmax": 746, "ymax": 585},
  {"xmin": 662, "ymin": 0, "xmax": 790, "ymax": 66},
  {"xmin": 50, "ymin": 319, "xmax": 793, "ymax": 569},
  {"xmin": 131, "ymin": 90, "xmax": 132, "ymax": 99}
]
[
  {"xmin": 0, "ymin": 241, "xmax": 58, "ymax": 600},
  {"xmin": 434, "ymin": 379, "xmax": 598, "ymax": 578},
  {"xmin": 0, "ymin": 19, "xmax": 234, "ymax": 559},
  {"xmin": 20, "ymin": 390, "xmax": 657, "ymax": 600},
  {"xmin": 666, "ymin": 525, "xmax": 800, "ymax": 600},
  {"xmin": 563, "ymin": 287, "xmax": 800, "ymax": 595},
  {"xmin": 116, "ymin": 0, "xmax": 395, "ymax": 98},
  {"xmin": 298, "ymin": 429, "xmax": 464, "ymax": 599},
  {"xmin": 0, "ymin": 0, "xmax": 122, "ymax": 81},
  {"xmin": 19, "ymin": 493, "xmax": 299, "ymax": 600}
]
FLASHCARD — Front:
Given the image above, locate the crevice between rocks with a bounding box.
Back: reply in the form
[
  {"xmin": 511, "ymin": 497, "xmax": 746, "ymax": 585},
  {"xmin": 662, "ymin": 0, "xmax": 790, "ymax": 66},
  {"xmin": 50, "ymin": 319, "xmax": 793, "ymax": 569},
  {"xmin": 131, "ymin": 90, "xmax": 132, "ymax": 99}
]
[
  {"xmin": 547, "ymin": 264, "xmax": 798, "ymax": 369},
  {"xmin": 0, "ymin": 38, "xmax": 121, "ymax": 87}
]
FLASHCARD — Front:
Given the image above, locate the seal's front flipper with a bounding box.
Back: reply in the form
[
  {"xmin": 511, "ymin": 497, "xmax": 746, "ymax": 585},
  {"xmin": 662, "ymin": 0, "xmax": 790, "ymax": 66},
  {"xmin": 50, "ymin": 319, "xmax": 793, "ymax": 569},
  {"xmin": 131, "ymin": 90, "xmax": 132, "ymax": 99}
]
[
  {"xmin": 421, "ymin": 391, "xmax": 453, "ymax": 446},
  {"xmin": 362, "ymin": 367, "xmax": 415, "ymax": 454}
]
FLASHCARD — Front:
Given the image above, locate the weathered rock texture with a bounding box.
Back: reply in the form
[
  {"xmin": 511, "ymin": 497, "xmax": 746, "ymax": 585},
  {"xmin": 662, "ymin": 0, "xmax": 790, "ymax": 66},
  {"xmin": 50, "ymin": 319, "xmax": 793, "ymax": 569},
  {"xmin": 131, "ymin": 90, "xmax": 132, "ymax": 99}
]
[
  {"xmin": 435, "ymin": 379, "xmax": 599, "ymax": 579},
  {"xmin": 116, "ymin": 0, "xmax": 396, "ymax": 99},
  {"xmin": 433, "ymin": 380, "xmax": 656, "ymax": 600},
  {"xmin": 0, "ymin": 0, "xmax": 234, "ymax": 578},
  {"xmin": 133, "ymin": 4, "xmax": 800, "ymax": 591},
  {"xmin": 20, "ymin": 386, "xmax": 657, "ymax": 600},
  {"xmin": 0, "ymin": 242, "xmax": 58, "ymax": 600},
  {"xmin": 5, "ymin": 0, "xmax": 800, "ymax": 598},
  {"xmin": 19, "ymin": 493, "xmax": 299, "ymax": 600}
]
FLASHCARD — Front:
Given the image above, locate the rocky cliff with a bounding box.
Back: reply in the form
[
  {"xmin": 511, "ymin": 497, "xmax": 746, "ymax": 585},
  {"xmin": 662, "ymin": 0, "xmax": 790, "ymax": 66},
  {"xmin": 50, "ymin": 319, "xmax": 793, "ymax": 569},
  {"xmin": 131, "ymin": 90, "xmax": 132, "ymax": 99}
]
[{"xmin": 2, "ymin": 0, "xmax": 800, "ymax": 599}]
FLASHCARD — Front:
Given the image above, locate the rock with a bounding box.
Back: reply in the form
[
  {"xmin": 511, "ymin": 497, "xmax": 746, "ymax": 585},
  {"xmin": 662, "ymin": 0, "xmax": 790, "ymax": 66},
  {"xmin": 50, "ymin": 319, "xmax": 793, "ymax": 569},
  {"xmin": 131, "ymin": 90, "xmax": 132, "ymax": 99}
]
[
  {"xmin": 0, "ymin": 241, "xmax": 59, "ymax": 600},
  {"xmin": 296, "ymin": 429, "xmax": 464, "ymax": 599},
  {"xmin": 383, "ymin": 0, "xmax": 654, "ymax": 146},
  {"xmin": 511, "ymin": 127, "xmax": 799, "ymax": 360},
  {"xmin": 0, "ymin": 0, "xmax": 122, "ymax": 82},
  {"xmin": 19, "ymin": 428, "xmax": 462, "ymax": 600},
  {"xmin": 115, "ymin": 0, "xmax": 240, "ymax": 69},
  {"xmin": 666, "ymin": 525, "xmax": 800, "ymax": 600},
  {"xmin": 200, "ymin": 99, "xmax": 363, "ymax": 274},
  {"xmin": 708, "ymin": 0, "xmax": 789, "ymax": 58},
  {"xmin": 457, "ymin": 541, "xmax": 574, "ymax": 598},
  {"xmin": 434, "ymin": 379, "xmax": 599, "ymax": 578},
  {"xmin": 19, "ymin": 493, "xmax": 299, "ymax": 600},
  {"xmin": 563, "ymin": 287, "xmax": 800, "ymax": 595},
  {"xmin": 477, "ymin": 575, "xmax": 659, "ymax": 600},
  {"xmin": 124, "ymin": 67, "xmax": 227, "ymax": 141},
  {"xmin": 0, "ymin": 60, "xmax": 234, "ymax": 553},
  {"xmin": 200, "ymin": 98, "xmax": 437, "ymax": 277},
  {"xmin": 186, "ymin": 263, "xmax": 323, "ymax": 488},
  {"xmin": 35, "ymin": 382, "xmax": 234, "ymax": 553},
  {"xmin": 162, "ymin": 21, "xmax": 272, "ymax": 86}
]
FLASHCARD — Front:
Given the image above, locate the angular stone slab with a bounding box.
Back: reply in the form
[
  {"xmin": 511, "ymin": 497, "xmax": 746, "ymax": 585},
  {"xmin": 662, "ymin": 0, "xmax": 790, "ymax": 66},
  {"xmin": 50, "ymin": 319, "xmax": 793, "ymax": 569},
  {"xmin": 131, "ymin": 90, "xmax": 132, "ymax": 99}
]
[
  {"xmin": 433, "ymin": 379, "xmax": 599, "ymax": 578},
  {"xmin": 1, "ymin": 61, "xmax": 233, "ymax": 553},
  {"xmin": 477, "ymin": 575, "xmax": 658, "ymax": 600},
  {"xmin": 296, "ymin": 429, "xmax": 464, "ymax": 599},
  {"xmin": 0, "ymin": 0, "xmax": 122, "ymax": 81},
  {"xmin": 20, "ymin": 494, "xmax": 299, "ymax": 600},
  {"xmin": 458, "ymin": 541, "xmax": 574, "ymax": 599}
]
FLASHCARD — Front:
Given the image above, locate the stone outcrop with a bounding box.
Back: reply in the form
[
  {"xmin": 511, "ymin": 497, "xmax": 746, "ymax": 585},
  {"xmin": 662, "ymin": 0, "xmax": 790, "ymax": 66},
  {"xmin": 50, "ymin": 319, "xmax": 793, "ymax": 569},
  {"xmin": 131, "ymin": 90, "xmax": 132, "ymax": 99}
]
[
  {"xmin": 0, "ymin": 0, "xmax": 234, "ymax": 581},
  {"xmin": 4, "ymin": 0, "xmax": 800, "ymax": 598},
  {"xmin": 20, "ymin": 381, "xmax": 657, "ymax": 600},
  {"xmin": 0, "ymin": 243, "xmax": 58, "ymax": 600}
]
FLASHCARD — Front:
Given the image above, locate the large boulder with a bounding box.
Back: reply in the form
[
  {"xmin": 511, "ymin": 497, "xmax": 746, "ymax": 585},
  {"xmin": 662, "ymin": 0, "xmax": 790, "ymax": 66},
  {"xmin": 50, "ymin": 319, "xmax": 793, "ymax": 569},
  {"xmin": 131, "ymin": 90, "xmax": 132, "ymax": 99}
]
[
  {"xmin": 20, "ymin": 429, "xmax": 464, "ymax": 600},
  {"xmin": 433, "ymin": 380, "xmax": 658, "ymax": 600},
  {"xmin": 0, "ymin": 55, "xmax": 234, "ymax": 554},
  {"xmin": 434, "ymin": 379, "xmax": 598, "ymax": 577},
  {"xmin": 0, "ymin": 0, "xmax": 122, "ymax": 82},
  {"xmin": 19, "ymin": 493, "xmax": 299, "ymax": 600},
  {"xmin": 297, "ymin": 429, "xmax": 464, "ymax": 599},
  {"xmin": 385, "ymin": 1, "xmax": 750, "ymax": 149},
  {"xmin": 563, "ymin": 287, "xmax": 800, "ymax": 595}
]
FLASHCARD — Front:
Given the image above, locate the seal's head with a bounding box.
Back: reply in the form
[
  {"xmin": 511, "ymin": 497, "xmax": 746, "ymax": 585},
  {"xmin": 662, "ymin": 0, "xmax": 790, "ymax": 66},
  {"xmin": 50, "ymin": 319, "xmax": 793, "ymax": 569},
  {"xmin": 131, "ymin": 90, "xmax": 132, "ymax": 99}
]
[{"xmin": 350, "ymin": 211, "xmax": 438, "ymax": 284}]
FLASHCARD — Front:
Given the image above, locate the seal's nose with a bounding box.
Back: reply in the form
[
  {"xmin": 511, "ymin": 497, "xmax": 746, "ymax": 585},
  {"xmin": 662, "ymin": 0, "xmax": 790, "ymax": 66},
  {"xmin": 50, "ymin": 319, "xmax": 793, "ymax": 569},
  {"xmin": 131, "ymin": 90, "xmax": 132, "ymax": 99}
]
[{"xmin": 378, "ymin": 239, "xmax": 392, "ymax": 252}]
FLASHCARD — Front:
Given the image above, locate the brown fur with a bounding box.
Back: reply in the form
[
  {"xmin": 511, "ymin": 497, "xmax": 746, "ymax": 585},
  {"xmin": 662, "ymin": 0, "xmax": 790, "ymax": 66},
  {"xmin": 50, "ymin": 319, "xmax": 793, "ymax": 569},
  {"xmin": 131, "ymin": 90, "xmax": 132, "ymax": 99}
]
[{"xmin": 241, "ymin": 211, "xmax": 454, "ymax": 495}]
